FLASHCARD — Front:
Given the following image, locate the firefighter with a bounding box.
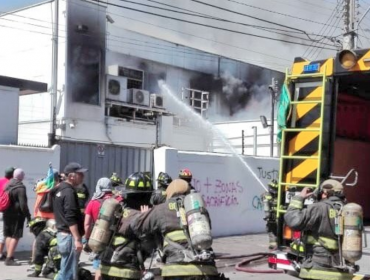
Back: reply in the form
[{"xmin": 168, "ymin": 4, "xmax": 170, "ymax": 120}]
[
  {"xmin": 284, "ymin": 179, "xmax": 353, "ymax": 280},
  {"xmin": 137, "ymin": 179, "xmax": 227, "ymax": 280},
  {"xmin": 76, "ymin": 183, "xmax": 90, "ymax": 215},
  {"xmin": 27, "ymin": 219, "xmax": 61, "ymax": 278},
  {"xmin": 261, "ymin": 179, "xmax": 278, "ymax": 250},
  {"xmin": 150, "ymin": 172, "xmax": 172, "ymax": 206},
  {"xmin": 99, "ymin": 172, "xmax": 154, "ymax": 280},
  {"xmin": 178, "ymin": 168, "xmax": 194, "ymax": 190}
]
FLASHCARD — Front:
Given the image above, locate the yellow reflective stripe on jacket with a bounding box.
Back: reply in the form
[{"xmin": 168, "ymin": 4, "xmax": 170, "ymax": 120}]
[
  {"xmin": 306, "ymin": 235, "xmax": 338, "ymax": 250},
  {"xmin": 100, "ymin": 264, "xmax": 141, "ymax": 279},
  {"xmin": 77, "ymin": 193, "xmax": 86, "ymax": 199},
  {"xmin": 161, "ymin": 264, "xmax": 219, "ymax": 277},
  {"xmin": 163, "ymin": 230, "xmax": 187, "ymax": 247},
  {"xmin": 299, "ymin": 267, "xmax": 353, "ymax": 280},
  {"xmin": 112, "ymin": 236, "xmax": 128, "ymax": 246},
  {"xmin": 49, "ymin": 237, "xmax": 57, "ymax": 247},
  {"xmin": 289, "ymin": 198, "xmax": 303, "ymax": 209}
]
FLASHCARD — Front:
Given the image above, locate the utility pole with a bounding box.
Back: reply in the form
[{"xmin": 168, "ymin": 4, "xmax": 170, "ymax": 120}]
[
  {"xmin": 342, "ymin": 0, "xmax": 357, "ymax": 50},
  {"xmin": 49, "ymin": 0, "xmax": 59, "ymax": 147},
  {"xmin": 268, "ymin": 78, "xmax": 278, "ymax": 157}
]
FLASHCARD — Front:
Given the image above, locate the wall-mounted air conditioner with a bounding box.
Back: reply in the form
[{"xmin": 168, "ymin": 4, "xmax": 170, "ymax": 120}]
[
  {"xmin": 150, "ymin": 93, "xmax": 164, "ymax": 109},
  {"xmin": 127, "ymin": 88, "xmax": 150, "ymax": 106},
  {"xmin": 105, "ymin": 75, "xmax": 128, "ymax": 102}
]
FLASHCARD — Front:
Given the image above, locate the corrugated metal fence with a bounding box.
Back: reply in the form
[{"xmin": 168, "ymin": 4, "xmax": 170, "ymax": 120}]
[{"xmin": 58, "ymin": 141, "xmax": 153, "ymax": 195}]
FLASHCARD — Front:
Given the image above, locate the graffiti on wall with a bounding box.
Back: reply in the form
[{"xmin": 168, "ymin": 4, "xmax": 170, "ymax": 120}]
[
  {"xmin": 192, "ymin": 177, "xmax": 243, "ymax": 208},
  {"xmin": 257, "ymin": 167, "xmax": 279, "ymax": 180}
]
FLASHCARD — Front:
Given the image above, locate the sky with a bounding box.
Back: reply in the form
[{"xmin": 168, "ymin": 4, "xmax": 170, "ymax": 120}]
[{"xmin": 0, "ymin": 0, "xmax": 44, "ymax": 13}]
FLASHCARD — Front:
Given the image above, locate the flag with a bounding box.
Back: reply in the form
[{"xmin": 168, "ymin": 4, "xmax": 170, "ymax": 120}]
[
  {"xmin": 35, "ymin": 164, "xmax": 55, "ymax": 194},
  {"xmin": 277, "ymin": 84, "xmax": 291, "ymax": 143}
]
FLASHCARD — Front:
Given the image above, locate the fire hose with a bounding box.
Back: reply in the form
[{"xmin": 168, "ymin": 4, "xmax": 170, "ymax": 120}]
[{"xmin": 216, "ymin": 253, "xmax": 284, "ymax": 274}]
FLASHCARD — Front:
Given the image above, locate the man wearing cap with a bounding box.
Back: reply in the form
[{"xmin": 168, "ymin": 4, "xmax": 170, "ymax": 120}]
[
  {"xmin": 3, "ymin": 168, "xmax": 31, "ymax": 266},
  {"xmin": 53, "ymin": 162, "xmax": 87, "ymax": 280},
  {"xmin": 0, "ymin": 167, "xmax": 15, "ymax": 261},
  {"xmin": 284, "ymin": 179, "xmax": 351, "ymax": 280}
]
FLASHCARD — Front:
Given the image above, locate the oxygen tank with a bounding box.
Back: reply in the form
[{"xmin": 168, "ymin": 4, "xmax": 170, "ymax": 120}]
[
  {"xmin": 342, "ymin": 203, "xmax": 363, "ymax": 263},
  {"xmin": 184, "ymin": 192, "xmax": 212, "ymax": 250},
  {"xmin": 88, "ymin": 198, "xmax": 122, "ymax": 253}
]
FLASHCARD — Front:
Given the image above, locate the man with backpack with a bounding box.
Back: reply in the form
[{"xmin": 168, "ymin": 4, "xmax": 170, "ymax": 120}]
[
  {"xmin": 3, "ymin": 168, "xmax": 32, "ymax": 266},
  {"xmin": 0, "ymin": 167, "xmax": 15, "ymax": 261}
]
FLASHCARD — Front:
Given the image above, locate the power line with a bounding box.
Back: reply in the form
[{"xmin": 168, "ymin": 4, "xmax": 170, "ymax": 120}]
[
  {"xmin": 88, "ymin": 0, "xmax": 336, "ymax": 50},
  {"xmin": 224, "ymin": 0, "xmax": 340, "ymax": 28},
  {"xmin": 116, "ymin": 0, "xmax": 335, "ymax": 44},
  {"xmin": 303, "ymin": 0, "xmax": 342, "ymax": 58}
]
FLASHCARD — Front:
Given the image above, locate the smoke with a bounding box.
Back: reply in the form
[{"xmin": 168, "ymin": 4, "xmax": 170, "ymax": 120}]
[{"xmin": 208, "ymin": 72, "xmax": 273, "ymax": 122}]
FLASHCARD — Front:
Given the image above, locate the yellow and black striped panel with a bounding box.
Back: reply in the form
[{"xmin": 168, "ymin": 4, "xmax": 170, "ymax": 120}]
[
  {"xmin": 352, "ymin": 274, "xmax": 370, "ymax": 280},
  {"xmin": 292, "ymin": 58, "xmax": 334, "ymax": 77},
  {"xmin": 284, "ymin": 82, "xmax": 323, "ymax": 185}
]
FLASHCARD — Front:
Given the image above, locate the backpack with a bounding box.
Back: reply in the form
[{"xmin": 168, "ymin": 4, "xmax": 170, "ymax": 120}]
[{"xmin": 0, "ymin": 188, "xmax": 10, "ymax": 211}]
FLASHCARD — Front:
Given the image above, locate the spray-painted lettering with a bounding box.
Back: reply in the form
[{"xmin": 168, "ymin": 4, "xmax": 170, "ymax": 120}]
[
  {"xmin": 252, "ymin": 195, "xmax": 263, "ymax": 211},
  {"xmin": 257, "ymin": 167, "xmax": 278, "ymax": 180},
  {"xmin": 191, "ymin": 177, "xmax": 243, "ymax": 208}
]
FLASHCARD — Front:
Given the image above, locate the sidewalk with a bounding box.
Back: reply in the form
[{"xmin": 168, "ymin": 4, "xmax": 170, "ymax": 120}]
[{"xmin": 0, "ymin": 233, "xmax": 296, "ymax": 280}]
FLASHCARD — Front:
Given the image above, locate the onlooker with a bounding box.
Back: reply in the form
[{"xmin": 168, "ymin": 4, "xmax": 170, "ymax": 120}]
[
  {"xmin": 3, "ymin": 168, "xmax": 31, "ymax": 266},
  {"xmin": 84, "ymin": 177, "xmax": 114, "ymax": 280},
  {"xmin": 53, "ymin": 162, "xmax": 87, "ymax": 280},
  {"xmin": 0, "ymin": 167, "xmax": 15, "ymax": 261}
]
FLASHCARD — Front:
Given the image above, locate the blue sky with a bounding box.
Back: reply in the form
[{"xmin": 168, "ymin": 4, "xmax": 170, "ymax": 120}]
[{"xmin": 0, "ymin": 0, "xmax": 44, "ymax": 13}]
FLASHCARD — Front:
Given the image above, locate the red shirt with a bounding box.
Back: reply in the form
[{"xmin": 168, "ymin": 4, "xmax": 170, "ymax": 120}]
[
  {"xmin": 0, "ymin": 177, "xmax": 9, "ymax": 193},
  {"xmin": 85, "ymin": 193, "xmax": 113, "ymax": 222}
]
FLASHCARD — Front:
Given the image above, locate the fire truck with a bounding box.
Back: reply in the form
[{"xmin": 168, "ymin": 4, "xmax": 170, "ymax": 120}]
[{"xmin": 267, "ymin": 49, "xmax": 370, "ymax": 277}]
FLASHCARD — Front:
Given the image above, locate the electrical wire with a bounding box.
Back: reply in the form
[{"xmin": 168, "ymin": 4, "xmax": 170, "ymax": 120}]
[
  {"xmin": 88, "ymin": 0, "xmax": 336, "ymax": 50},
  {"xmin": 224, "ymin": 0, "xmax": 340, "ymax": 28},
  {"xmin": 303, "ymin": 0, "xmax": 342, "ymax": 58}
]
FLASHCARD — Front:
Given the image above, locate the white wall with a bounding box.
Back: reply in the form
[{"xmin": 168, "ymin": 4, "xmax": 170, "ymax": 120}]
[
  {"xmin": 0, "ymin": 144, "xmax": 60, "ymax": 251},
  {"xmin": 0, "ymin": 86, "xmax": 19, "ymax": 144},
  {"xmin": 154, "ymin": 147, "xmax": 279, "ymax": 237}
]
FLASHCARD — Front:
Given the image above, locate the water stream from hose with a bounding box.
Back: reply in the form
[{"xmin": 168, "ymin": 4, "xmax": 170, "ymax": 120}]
[{"xmin": 158, "ymin": 80, "xmax": 267, "ymax": 191}]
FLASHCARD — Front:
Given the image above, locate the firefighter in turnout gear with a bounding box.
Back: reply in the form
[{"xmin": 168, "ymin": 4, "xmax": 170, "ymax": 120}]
[
  {"xmin": 76, "ymin": 183, "xmax": 90, "ymax": 215},
  {"xmin": 137, "ymin": 179, "xmax": 228, "ymax": 280},
  {"xmin": 150, "ymin": 172, "xmax": 172, "ymax": 206},
  {"xmin": 99, "ymin": 172, "xmax": 154, "ymax": 280},
  {"xmin": 178, "ymin": 169, "xmax": 195, "ymax": 190},
  {"xmin": 261, "ymin": 179, "xmax": 278, "ymax": 250},
  {"xmin": 284, "ymin": 179, "xmax": 353, "ymax": 280},
  {"xmin": 27, "ymin": 219, "xmax": 61, "ymax": 278}
]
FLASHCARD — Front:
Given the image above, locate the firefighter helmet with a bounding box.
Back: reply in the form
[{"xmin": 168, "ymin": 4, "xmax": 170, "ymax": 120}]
[
  {"xmin": 179, "ymin": 168, "xmax": 192, "ymax": 183},
  {"xmin": 321, "ymin": 179, "xmax": 344, "ymax": 194},
  {"xmin": 110, "ymin": 172, "xmax": 122, "ymax": 186},
  {"xmin": 268, "ymin": 179, "xmax": 278, "ymax": 194},
  {"xmin": 157, "ymin": 172, "xmax": 172, "ymax": 188},
  {"xmin": 124, "ymin": 172, "xmax": 153, "ymax": 193},
  {"xmin": 28, "ymin": 217, "xmax": 47, "ymax": 237}
]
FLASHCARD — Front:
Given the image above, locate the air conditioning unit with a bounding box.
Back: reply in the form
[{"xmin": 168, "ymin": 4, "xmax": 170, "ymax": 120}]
[
  {"xmin": 127, "ymin": 88, "xmax": 150, "ymax": 106},
  {"xmin": 150, "ymin": 93, "xmax": 164, "ymax": 109},
  {"xmin": 105, "ymin": 75, "xmax": 128, "ymax": 102}
]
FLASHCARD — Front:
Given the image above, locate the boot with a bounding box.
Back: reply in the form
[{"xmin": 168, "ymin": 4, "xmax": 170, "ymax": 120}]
[{"xmin": 5, "ymin": 257, "xmax": 21, "ymax": 266}]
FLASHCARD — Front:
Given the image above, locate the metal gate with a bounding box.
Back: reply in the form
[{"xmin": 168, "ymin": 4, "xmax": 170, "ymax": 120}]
[{"xmin": 58, "ymin": 140, "xmax": 153, "ymax": 195}]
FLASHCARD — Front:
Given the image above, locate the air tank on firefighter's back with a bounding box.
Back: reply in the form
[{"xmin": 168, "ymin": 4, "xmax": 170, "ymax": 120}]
[
  {"xmin": 88, "ymin": 198, "xmax": 122, "ymax": 253},
  {"xmin": 184, "ymin": 192, "xmax": 212, "ymax": 251},
  {"xmin": 342, "ymin": 203, "xmax": 363, "ymax": 263}
]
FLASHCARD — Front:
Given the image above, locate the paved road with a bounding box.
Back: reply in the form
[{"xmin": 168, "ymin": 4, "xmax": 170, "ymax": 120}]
[{"xmin": 0, "ymin": 233, "xmax": 298, "ymax": 280}]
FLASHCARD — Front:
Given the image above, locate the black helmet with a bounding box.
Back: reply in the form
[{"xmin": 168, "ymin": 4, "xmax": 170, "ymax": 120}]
[
  {"xmin": 110, "ymin": 172, "xmax": 123, "ymax": 187},
  {"xmin": 28, "ymin": 217, "xmax": 47, "ymax": 237},
  {"xmin": 157, "ymin": 172, "xmax": 172, "ymax": 188},
  {"xmin": 268, "ymin": 179, "xmax": 278, "ymax": 194},
  {"xmin": 124, "ymin": 172, "xmax": 153, "ymax": 193},
  {"xmin": 179, "ymin": 168, "xmax": 192, "ymax": 183}
]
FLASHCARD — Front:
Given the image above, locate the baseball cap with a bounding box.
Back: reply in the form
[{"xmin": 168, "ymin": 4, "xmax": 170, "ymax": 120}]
[
  {"xmin": 5, "ymin": 167, "xmax": 15, "ymax": 178},
  {"xmin": 64, "ymin": 162, "xmax": 88, "ymax": 175},
  {"xmin": 321, "ymin": 179, "xmax": 344, "ymax": 193}
]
